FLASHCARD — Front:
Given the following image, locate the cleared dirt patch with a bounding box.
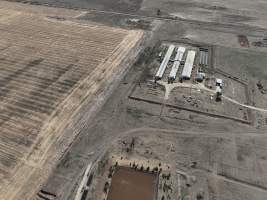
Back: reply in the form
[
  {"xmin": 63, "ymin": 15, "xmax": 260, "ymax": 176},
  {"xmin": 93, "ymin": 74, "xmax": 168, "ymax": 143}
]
[{"xmin": 107, "ymin": 167, "xmax": 157, "ymax": 200}]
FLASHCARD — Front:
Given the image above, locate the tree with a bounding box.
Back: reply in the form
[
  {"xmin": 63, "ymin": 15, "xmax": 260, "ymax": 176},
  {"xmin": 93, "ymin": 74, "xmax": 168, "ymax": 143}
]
[{"xmin": 157, "ymin": 9, "xmax": 161, "ymax": 16}]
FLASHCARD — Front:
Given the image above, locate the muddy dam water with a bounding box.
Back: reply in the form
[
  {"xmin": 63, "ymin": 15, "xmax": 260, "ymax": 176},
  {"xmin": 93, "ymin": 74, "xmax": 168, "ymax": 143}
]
[{"xmin": 107, "ymin": 167, "xmax": 157, "ymax": 200}]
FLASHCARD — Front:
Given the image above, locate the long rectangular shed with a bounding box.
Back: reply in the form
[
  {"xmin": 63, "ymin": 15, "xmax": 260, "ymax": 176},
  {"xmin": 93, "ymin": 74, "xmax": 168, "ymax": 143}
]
[
  {"xmin": 155, "ymin": 45, "xmax": 175, "ymax": 80},
  {"xmin": 199, "ymin": 48, "xmax": 208, "ymax": 66},
  {"xmin": 181, "ymin": 50, "xmax": 196, "ymax": 79},
  {"xmin": 168, "ymin": 46, "xmax": 186, "ymax": 82}
]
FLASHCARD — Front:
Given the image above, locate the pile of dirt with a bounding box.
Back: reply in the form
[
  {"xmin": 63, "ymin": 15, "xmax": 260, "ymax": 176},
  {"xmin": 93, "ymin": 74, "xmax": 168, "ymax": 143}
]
[{"xmin": 238, "ymin": 35, "xmax": 249, "ymax": 47}]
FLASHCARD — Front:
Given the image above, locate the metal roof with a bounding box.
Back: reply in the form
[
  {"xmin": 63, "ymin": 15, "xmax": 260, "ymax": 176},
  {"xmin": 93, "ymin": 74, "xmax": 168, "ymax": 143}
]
[
  {"xmin": 182, "ymin": 50, "xmax": 196, "ymax": 79},
  {"xmin": 216, "ymin": 78, "xmax": 223, "ymax": 84},
  {"xmin": 199, "ymin": 48, "xmax": 208, "ymax": 66},
  {"xmin": 169, "ymin": 46, "xmax": 186, "ymax": 80},
  {"xmin": 155, "ymin": 45, "xmax": 175, "ymax": 79}
]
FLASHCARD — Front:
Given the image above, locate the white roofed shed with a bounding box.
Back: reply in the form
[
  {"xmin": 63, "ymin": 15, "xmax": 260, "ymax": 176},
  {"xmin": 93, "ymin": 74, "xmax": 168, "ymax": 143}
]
[
  {"xmin": 155, "ymin": 45, "xmax": 175, "ymax": 80},
  {"xmin": 168, "ymin": 46, "xmax": 186, "ymax": 82},
  {"xmin": 181, "ymin": 50, "xmax": 196, "ymax": 79}
]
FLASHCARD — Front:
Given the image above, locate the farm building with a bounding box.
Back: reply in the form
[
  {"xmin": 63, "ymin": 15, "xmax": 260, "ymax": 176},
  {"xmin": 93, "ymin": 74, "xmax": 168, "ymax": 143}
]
[{"xmin": 181, "ymin": 50, "xmax": 196, "ymax": 79}]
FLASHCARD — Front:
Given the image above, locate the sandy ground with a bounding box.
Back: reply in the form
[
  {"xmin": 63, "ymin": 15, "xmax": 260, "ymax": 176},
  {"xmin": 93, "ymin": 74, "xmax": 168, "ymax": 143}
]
[
  {"xmin": 41, "ymin": 13, "xmax": 267, "ymax": 198},
  {"xmin": 12, "ymin": 0, "xmax": 267, "ymax": 29},
  {"xmin": 1, "ymin": 0, "xmax": 267, "ymax": 200}
]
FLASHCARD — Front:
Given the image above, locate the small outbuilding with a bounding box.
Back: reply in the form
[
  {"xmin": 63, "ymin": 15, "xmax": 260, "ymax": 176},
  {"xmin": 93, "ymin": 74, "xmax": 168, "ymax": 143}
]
[
  {"xmin": 196, "ymin": 72, "xmax": 205, "ymax": 82},
  {"xmin": 216, "ymin": 78, "xmax": 223, "ymax": 88}
]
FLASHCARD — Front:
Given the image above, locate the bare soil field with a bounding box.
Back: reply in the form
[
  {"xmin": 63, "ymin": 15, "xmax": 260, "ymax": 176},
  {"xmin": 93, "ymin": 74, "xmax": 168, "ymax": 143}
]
[
  {"xmin": 11, "ymin": 0, "xmax": 267, "ymax": 29},
  {"xmin": 215, "ymin": 46, "xmax": 267, "ymax": 109},
  {"xmin": 0, "ymin": 2, "xmax": 143, "ymax": 200}
]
